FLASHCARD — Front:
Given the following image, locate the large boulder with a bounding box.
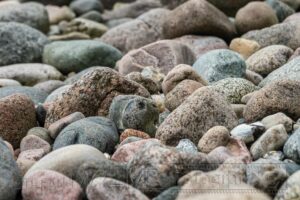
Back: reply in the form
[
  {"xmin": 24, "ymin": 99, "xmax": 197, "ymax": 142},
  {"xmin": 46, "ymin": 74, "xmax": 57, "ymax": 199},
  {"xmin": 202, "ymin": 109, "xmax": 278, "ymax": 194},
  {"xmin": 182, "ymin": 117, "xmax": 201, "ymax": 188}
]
[
  {"xmin": 44, "ymin": 67, "xmax": 150, "ymax": 128},
  {"xmin": 162, "ymin": 0, "xmax": 237, "ymax": 41},
  {"xmin": 0, "ymin": 22, "xmax": 49, "ymax": 66},
  {"xmin": 156, "ymin": 86, "xmax": 238, "ymax": 145},
  {"xmin": 43, "ymin": 40, "xmax": 122, "ymax": 74},
  {"xmin": 244, "ymin": 79, "xmax": 300, "ymax": 122},
  {"xmin": 0, "ymin": 2, "xmax": 49, "ymax": 33}
]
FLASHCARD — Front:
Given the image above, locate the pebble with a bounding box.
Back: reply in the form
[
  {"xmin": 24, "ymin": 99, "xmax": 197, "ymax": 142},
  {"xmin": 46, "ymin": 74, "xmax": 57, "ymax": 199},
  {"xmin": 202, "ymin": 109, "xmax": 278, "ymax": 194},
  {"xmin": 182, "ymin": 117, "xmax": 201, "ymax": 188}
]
[
  {"xmin": 27, "ymin": 127, "xmax": 52, "ymax": 144},
  {"xmin": 70, "ymin": 0, "xmax": 103, "ymax": 16},
  {"xmin": 120, "ymin": 129, "xmax": 150, "ymax": 142},
  {"xmin": 126, "ymin": 72, "xmax": 160, "ymax": 94},
  {"xmin": 20, "ymin": 135, "xmax": 51, "ymax": 153},
  {"xmin": 34, "ymin": 80, "xmax": 65, "ymax": 94},
  {"xmin": 22, "ymin": 170, "xmax": 83, "ymax": 200},
  {"xmin": 261, "ymin": 112, "xmax": 294, "ymax": 132},
  {"xmin": 266, "ymin": 0, "xmax": 295, "ymax": 22},
  {"xmin": 87, "ymin": 177, "xmax": 149, "ymax": 200},
  {"xmin": 0, "ymin": 79, "xmax": 21, "ymax": 87},
  {"xmin": 0, "ymin": 94, "xmax": 36, "ymax": 148},
  {"xmin": 17, "ymin": 149, "xmax": 46, "ymax": 175},
  {"xmin": 176, "ymin": 139, "xmax": 198, "ymax": 154},
  {"xmin": 192, "ymin": 49, "xmax": 246, "ymax": 83},
  {"xmin": 230, "ymin": 124, "xmax": 256, "ymax": 144},
  {"xmin": 46, "ymin": 5, "xmax": 75, "ymax": 25},
  {"xmin": 250, "ymin": 124, "xmax": 288, "ymax": 160},
  {"xmin": 275, "ymin": 170, "xmax": 300, "ymax": 200},
  {"xmin": 283, "ymin": 128, "xmax": 300, "ymax": 163},
  {"xmin": 53, "ymin": 116, "xmax": 119, "ymax": 154},
  {"xmin": 109, "ymin": 95, "xmax": 159, "ymax": 136},
  {"xmin": 0, "ymin": 138, "xmax": 22, "ymax": 200},
  {"xmin": 229, "ymin": 38, "xmax": 261, "ymax": 59}
]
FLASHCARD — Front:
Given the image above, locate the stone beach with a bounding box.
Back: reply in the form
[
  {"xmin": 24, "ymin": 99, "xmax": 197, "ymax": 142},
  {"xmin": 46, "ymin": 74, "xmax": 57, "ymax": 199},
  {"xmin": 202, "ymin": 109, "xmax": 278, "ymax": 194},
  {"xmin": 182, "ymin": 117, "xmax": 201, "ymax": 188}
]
[{"xmin": 0, "ymin": 0, "xmax": 300, "ymax": 199}]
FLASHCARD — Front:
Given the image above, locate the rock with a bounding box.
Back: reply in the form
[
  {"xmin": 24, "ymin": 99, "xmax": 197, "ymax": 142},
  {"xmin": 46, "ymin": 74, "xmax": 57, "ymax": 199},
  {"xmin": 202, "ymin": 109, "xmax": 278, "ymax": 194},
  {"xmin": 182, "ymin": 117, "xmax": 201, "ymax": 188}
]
[
  {"xmin": 119, "ymin": 136, "xmax": 142, "ymax": 146},
  {"xmin": 264, "ymin": 151, "xmax": 285, "ymax": 161},
  {"xmin": 153, "ymin": 186, "xmax": 180, "ymax": 200},
  {"xmin": 245, "ymin": 69, "xmax": 264, "ymax": 85},
  {"xmin": 289, "ymin": 47, "xmax": 300, "ymax": 61},
  {"xmin": 0, "ymin": 22, "xmax": 48, "ymax": 66},
  {"xmin": 156, "ymin": 87, "xmax": 238, "ymax": 145},
  {"xmin": 43, "ymin": 40, "xmax": 122, "ymax": 74},
  {"xmin": 4, "ymin": 141, "xmax": 14, "ymax": 156},
  {"xmin": 212, "ymin": 78, "xmax": 258, "ymax": 104},
  {"xmin": 226, "ymin": 138, "xmax": 252, "ymax": 163},
  {"xmin": 165, "ymin": 80, "xmax": 204, "ymax": 111},
  {"xmin": 0, "ymin": 63, "xmax": 63, "ymax": 86},
  {"xmin": 106, "ymin": 17, "xmax": 133, "ymax": 28},
  {"xmin": 230, "ymin": 124, "xmax": 256, "ymax": 144},
  {"xmin": 45, "ymin": 85, "xmax": 72, "ymax": 103},
  {"xmin": 247, "ymin": 158, "xmax": 288, "ymax": 197},
  {"xmin": 0, "ymin": 79, "xmax": 21, "ymax": 87},
  {"xmin": 162, "ymin": 64, "xmax": 207, "ymax": 95},
  {"xmin": 101, "ymin": 8, "xmax": 169, "ymax": 53},
  {"xmin": 34, "ymin": 80, "xmax": 65, "ymax": 94},
  {"xmin": 176, "ymin": 139, "xmax": 198, "ymax": 154},
  {"xmin": 20, "ymin": 0, "xmax": 73, "ymax": 6},
  {"xmin": 22, "ymin": 170, "xmax": 83, "ymax": 200},
  {"xmin": 284, "ymin": 12, "xmax": 300, "ymax": 23},
  {"xmin": 80, "ymin": 11, "xmax": 103, "ymax": 22},
  {"xmin": 17, "ymin": 149, "xmax": 46, "ymax": 176},
  {"xmin": 0, "ymin": 2, "xmax": 49, "ymax": 33},
  {"xmin": 20, "ymin": 135, "xmax": 51, "ymax": 153},
  {"xmin": 193, "ymin": 49, "xmax": 246, "ymax": 83},
  {"xmin": 197, "ymin": 126, "xmax": 230, "ymax": 153},
  {"xmin": 250, "ymin": 124, "xmax": 288, "ymax": 160},
  {"xmin": 244, "ymin": 79, "xmax": 300, "ymax": 122},
  {"xmin": 242, "ymin": 21, "xmax": 300, "ymax": 50},
  {"xmin": 275, "ymin": 170, "xmax": 300, "ymax": 200},
  {"xmin": 266, "ymin": 0, "xmax": 295, "ymax": 22},
  {"xmin": 0, "ymin": 138, "xmax": 22, "ymax": 200},
  {"xmin": 229, "ymin": 38, "xmax": 261, "ymax": 59},
  {"xmin": 235, "ymin": 2, "xmax": 278, "ymax": 34},
  {"xmin": 117, "ymin": 40, "xmax": 196, "ymax": 75},
  {"xmin": 162, "ymin": 0, "xmax": 237, "ymax": 41},
  {"xmin": 60, "ymin": 18, "xmax": 108, "ymax": 38},
  {"xmin": 246, "ymin": 45, "xmax": 293, "ymax": 76},
  {"xmin": 241, "ymin": 91, "xmax": 257, "ymax": 104},
  {"xmin": 126, "ymin": 72, "xmax": 160, "ymax": 94},
  {"xmin": 48, "ymin": 112, "xmax": 85, "ymax": 139},
  {"xmin": 231, "ymin": 104, "xmax": 246, "ymax": 119},
  {"xmin": 120, "ymin": 129, "xmax": 150, "ymax": 142},
  {"xmin": 0, "ymin": 86, "xmax": 48, "ymax": 104},
  {"xmin": 70, "ymin": 0, "xmax": 103, "ymax": 16},
  {"xmin": 25, "ymin": 144, "xmax": 105, "ymax": 179},
  {"xmin": 283, "ymin": 129, "xmax": 300, "ymax": 163},
  {"xmin": 27, "ymin": 127, "xmax": 53, "ymax": 144},
  {"xmin": 53, "ymin": 117, "xmax": 119, "ymax": 154},
  {"xmin": 175, "ymin": 35, "xmax": 228, "ymax": 59},
  {"xmin": 64, "ymin": 66, "xmax": 103, "ymax": 84},
  {"xmin": 36, "ymin": 104, "xmax": 47, "ymax": 127},
  {"xmin": 87, "ymin": 177, "xmax": 149, "ymax": 200},
  {"xmin": 49, "ymin": 32, "xmax": 90, "ymax": 41},
  {"xmin": 0, "ymin": 94, "xmax": 36, "ymax": 148},
  {"xmin": 151, "ymin": 94, "xmax": 165, "ymax": 113},
  {"xmin": 46, "ymin": 5, "xmax": 75, "ymax": 25},
  {"xmin": 262, "ymin": 113, "xmax": 294, "ymax": 132},
  {"xmin": 259, "ymin": 56, "xmax": 300, "ymax": 87},
  {"xmin": 44, "ymin": 67, "xmax": 150, "ymax": 128},
  {"xmin": 281, "ymin": 0, "xmax": 300, "ymax": 10},
  {"xmin": 109, "ymin": 95, "xmax": 159, "ymax": 136},
  {"xmin": 128, "ymin": 143, "xmax": 213, "ymax": 196}
]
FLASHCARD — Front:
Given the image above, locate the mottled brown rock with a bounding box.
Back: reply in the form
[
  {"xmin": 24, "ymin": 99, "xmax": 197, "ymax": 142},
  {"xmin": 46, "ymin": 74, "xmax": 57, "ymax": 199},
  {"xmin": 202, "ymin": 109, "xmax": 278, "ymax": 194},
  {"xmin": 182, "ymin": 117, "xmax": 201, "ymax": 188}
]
[
  {"xmin": 245, "ymin": 70, "xmax": 264, "ymax": 85},
  {"xmin": 175, "ymin": 35, "xmax": 228, "ymax": 59},
  {"xmin": 117, "ymin": 40, "xmax": 196, "ymax": 75},
  {"xmin": 23, "ymin": 170, "xmax": 83, "ymax": 200},
  {"xmin": 17, "ymin": 149, "xmax": 46, "ymax": 176},
  {"xmin": 244, "ymin": 79, "xmax": 300, "ymax": 122},
  {"xmin": 20, "ymin": 135, "xmax": 51, "ymax": 153},
  {"xmin": 261, "ymin": 112, "xmax": 294, "ymax": 132},
  {"xmin": 197, "ymin": 126, "xmax": 230, "ymax": 153},
  {"xmin": 165, "ymin": 80, "xmax": 204, "ymax": 111},
  {"xmin": 242, "ymin": 21, "xmax": 300, "ymax": 50},
  {"xmin": 229, "ymin": 38, "xmax": 261, "ymax": 59},
  {"xmin": 162, "ymin": 64, "xmax": 208, "ymax": 95},
  {"xmin": 101, "ymin": 8, "xmax": 169, "ymax": 53},
  {"xmin": 0, "ymin": 94, "xmax": 36, "ymax": 148},
  {"xmin": 46, "ymin": 5, "xmax": 75, "ymax": 25},
  {"xmin": 162, "ymin": 0, "xmax": 237, "ymax": 41},
  {"xmin": 87, "ymin": 177, "xmax": 149, "ymax": 200},
  {"xmin": 246, "ymin": 45, "xmax": 293, "ymax": 76},
  {"xmin": 126, "ymin": 72, "xmax": 160, "ymax": 94},
  {"xmin": 235, "ymin": 2, "xmax": 278, "ymax": 34},
  {"xmin": 44, "ymin": 67, "xmax": 150, "ymax": 128},
  {"xmin": 120, "ymin": 129, "xmax": 151, "ymax": 142},
  {"xmin": 156, "ymin": 87, "xmax": 238, "ymax": 145}
]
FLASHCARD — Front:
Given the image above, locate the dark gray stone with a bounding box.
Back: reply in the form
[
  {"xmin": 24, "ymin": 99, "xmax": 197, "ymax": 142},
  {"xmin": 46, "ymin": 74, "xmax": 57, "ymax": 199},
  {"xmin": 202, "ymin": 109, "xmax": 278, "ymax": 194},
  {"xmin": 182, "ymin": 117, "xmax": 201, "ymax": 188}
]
[
  {"xmin": 283, "ymin": 129, "xmax": 300, "ymax": 163},
  {"xmin": 266, "ymin": 0, "xmax": 295, "ymax": 22},
  {"xmin": 70, "ymin": 0, "xmax": 104, "ymax": 16}
]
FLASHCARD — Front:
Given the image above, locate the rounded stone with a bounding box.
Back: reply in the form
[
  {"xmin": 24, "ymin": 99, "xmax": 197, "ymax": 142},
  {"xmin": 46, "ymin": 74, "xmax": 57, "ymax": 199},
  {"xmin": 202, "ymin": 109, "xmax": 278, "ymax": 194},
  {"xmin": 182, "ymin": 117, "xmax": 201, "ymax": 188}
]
[
  {"xmin": 34, "ymin": 80, "xmax": 65, "ymax": 94},
  {"xmin": 192, "ymin": 49, "xmax": 246, "ymax": 83},
  {"xmin": 165, "ymin": 80, "xmax": 204, "ymax": 111},
  {"xmin": 45, "ymin": 85, "xmax": 72, "ymax": 103},
  {"xmin": 87, "ymin": 177, "xmax": 149, "ymax": 200},
  {"xmin": 22, "ymin": 170, "xmax": 83, "ymax": 200},
  {"xmin": 43, "ymin": 40, "xmax": 122, "ymax": 74},
  {"xmin": 0, "ymin": 22, "xmax": 49, "ymax": 66},
  {"xmin": 275, "ymin": 170, "xmax": 300, "ymax": 200},
  {"xmin": 109, "ymin": 95, "xmax": 159, "ymax": 137},
  {"xmin": 0, "ymin": 138, "xmax": 22, "ymax": 200},
  {"xmin": 20, "ymin": 135, "xmax": 51, "ymax": 153},
  {"xmin": 266, "ymin": 0, "xmax": 295, "ymax": 22},
  {"xmin": 70, "ymin": 0, "xmax": 103, "ymax": 16},
  {"xmin": 53, "ymin": 117, "xmax": 119, "ymax": 154},
  {"xmin": 120, "ymin": 129, "xmax": 151, "ymax": 142},
  {"xmin": 246, "ymin": 45, "xmax": 293, "ymax": 76},
  {"xmin": 198, "ymin": 126, "xmax": 230, "ymax": 153},
  {"xmin": 261, "ymin": 112, "xmax": 294, "ymax": 133},
  {"xmin": 283, "ymin": 129, "xmax": 300, "ymax": 163},
  {"xmin": 126, "ymin": 72, "xmax": 160, "ymax": 94},
  {"xmin": 235, "ymin": 2, "xmax": 278, "ymax": 34},
  {"xmin": 0, "ymin": 79, "xmax": 21, "ymax": 87},
  {"xmin": 0, "ymin": 94, "xmax": 36, "ymax": 148},
  {"xmin": 229, "ymin": 38, "xmax": 261, "ymax": 59},
  {"xmin": 176, "ymin": 139, "xmax": 198, "ymax": 154},
  {"xmin": 212, "ymin": 78, "xmax": 258, "ymax": 104}
]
